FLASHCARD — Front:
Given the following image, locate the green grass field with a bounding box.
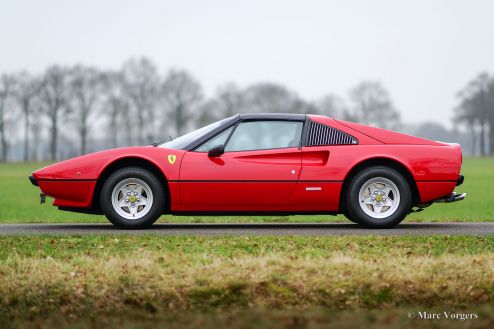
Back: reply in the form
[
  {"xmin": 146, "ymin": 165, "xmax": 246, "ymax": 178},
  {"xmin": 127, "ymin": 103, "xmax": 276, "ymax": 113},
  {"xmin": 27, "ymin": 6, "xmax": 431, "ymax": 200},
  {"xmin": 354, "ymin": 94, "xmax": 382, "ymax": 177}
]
[{"xmin": 0, "ymin": 158, "xmax": 493, "ymax": 223}]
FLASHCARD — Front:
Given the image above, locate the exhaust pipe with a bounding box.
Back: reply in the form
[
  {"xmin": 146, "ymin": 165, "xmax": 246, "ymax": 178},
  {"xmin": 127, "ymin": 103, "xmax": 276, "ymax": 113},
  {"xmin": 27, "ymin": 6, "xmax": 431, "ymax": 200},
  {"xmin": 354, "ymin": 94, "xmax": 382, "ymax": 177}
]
[{"xmin": 434, "ymin": 192, "xmax": 466, "ymax": 203}]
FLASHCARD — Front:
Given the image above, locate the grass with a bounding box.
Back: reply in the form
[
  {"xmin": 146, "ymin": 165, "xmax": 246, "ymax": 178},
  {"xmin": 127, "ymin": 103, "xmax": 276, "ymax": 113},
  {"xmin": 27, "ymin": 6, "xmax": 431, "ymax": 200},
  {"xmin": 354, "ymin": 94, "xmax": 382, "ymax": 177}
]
[
  {"xmin": 0, "ymin": 157, "xmax": 493, "ymax": 223},
  {"xmin": 0, "ymin": 235, "xmax": 493, "ymax": 328}
]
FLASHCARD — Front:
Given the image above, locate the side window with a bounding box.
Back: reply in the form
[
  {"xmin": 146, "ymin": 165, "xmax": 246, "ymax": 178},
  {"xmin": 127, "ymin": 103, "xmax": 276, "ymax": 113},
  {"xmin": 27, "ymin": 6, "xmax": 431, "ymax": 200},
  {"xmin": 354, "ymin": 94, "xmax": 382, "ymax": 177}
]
[
  {"xmin": 225, "ymin": 121, "xmax": 303, "ymax": 152},
  {"xmin": 195, "ymin": 127, "xmax": 233, "ymax": 152},
  {"xmin": 306, "ymin": 121, "xmax": 358, "ymax": 146}
]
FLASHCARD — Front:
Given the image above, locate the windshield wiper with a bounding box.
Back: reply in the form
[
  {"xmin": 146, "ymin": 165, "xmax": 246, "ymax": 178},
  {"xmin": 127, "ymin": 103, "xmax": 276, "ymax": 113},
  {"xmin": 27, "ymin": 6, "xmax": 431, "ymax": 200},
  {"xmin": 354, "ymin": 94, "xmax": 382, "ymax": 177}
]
[{"xmin": 150, "ymin": 136, "xmax": 173, "ymax": 147}]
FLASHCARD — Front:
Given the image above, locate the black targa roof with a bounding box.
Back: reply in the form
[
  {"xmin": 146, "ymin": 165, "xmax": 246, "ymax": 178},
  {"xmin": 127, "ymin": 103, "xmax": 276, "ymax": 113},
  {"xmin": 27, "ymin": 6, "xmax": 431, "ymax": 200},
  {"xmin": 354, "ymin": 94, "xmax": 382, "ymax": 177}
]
[{"xmin": 238, "ymin": 113, "xmax": 306, "ymax": 121}]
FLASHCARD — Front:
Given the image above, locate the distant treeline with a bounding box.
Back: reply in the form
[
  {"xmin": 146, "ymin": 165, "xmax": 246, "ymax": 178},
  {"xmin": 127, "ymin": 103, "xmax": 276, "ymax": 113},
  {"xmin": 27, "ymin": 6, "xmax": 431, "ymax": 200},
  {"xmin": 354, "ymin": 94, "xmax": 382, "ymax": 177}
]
[{"xmin": 0, "ymin": 57, "xmax": 491, "ymax": 161}]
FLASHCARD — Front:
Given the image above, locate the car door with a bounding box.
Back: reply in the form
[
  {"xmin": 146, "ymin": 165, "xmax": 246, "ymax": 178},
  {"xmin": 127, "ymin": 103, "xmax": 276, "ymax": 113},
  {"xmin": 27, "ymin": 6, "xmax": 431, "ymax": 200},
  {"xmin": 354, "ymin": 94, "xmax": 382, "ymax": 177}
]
[
  {"xmin": 289, "ymin": 118, "xmax": 359, "ymax": 211},
  {"xmin": 179, "ymin": 120, "xmax": 304, "ymax": 210}
]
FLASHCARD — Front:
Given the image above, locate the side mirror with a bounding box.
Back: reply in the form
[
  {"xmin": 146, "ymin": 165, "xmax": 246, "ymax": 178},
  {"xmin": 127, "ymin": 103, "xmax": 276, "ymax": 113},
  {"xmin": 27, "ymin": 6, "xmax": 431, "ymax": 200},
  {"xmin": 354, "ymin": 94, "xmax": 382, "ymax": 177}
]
[{"xmin": 208, "ymin": 145, "xmax": 224, "ymax": 157}]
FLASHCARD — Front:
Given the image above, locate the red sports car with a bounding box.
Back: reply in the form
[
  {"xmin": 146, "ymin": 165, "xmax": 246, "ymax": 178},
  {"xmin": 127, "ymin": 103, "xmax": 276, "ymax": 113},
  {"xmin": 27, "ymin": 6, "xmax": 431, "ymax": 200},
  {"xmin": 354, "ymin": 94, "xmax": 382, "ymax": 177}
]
[{"xmin": 29, "ymin": 114, "xmax": 466, "ymax": 229}]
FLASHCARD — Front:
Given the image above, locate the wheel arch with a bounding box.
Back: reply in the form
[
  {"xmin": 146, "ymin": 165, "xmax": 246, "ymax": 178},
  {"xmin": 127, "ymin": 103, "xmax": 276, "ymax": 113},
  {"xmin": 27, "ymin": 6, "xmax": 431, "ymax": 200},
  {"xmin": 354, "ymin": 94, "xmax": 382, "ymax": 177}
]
[
  {"xmin": 339, "ymin": 157, "xmax": 420, "ymax": 213},
  {"xmin": 92, "ymin": 157, "xmax": 170, "ymax": 213}
]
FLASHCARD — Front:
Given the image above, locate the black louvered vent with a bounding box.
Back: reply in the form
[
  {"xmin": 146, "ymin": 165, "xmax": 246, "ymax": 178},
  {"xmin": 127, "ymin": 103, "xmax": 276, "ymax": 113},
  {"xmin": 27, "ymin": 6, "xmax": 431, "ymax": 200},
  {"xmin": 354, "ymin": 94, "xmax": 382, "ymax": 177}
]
[{"xmin": 306, "ymin": 121, "xmax": 358, "ymax": 146}]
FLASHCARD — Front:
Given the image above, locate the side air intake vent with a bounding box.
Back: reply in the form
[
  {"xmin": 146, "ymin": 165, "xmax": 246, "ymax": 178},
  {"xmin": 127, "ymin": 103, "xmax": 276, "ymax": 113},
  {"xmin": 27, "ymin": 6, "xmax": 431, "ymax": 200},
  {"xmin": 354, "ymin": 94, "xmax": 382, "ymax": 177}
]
[{"xmin": 306, "ymin": 121, "xmax": 358, "ymax": 146}]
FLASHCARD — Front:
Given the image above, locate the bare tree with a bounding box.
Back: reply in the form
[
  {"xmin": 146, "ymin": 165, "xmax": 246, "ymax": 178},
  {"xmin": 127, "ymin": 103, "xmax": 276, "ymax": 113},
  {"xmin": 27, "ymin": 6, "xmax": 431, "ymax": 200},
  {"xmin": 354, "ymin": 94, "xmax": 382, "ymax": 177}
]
[
  {"xmin": 196, "ymin": 99, "xmax": 221, "ymax": 127},
  {"xmin": 488, "ymin": 79, "xmax": 494, "ymax": 156},
  {"xmin": 122, "ymin": 58, "xmax": 160, "ymax": 144},
  {"xmin": 68, "ymin": 65, "xmax": 102, "ymax": 154},
  {"xmin": 469, "ymin": 73, "xmax": 489, "ymax": 156},
  {"xmin": 455, "ymin": 73, "xmax": 493, "ymax": 156},
  {"xmin": 101, "ymin": 71, "xmax": 130, "ymax": 148},
  {"xmin": 0, "ymin": 74, "xmax": 16, "ymax": 161},
  {"xmin": 30, "ymin": 118, "xmax": 43, "ymax": 161},
  {"xmin": 215, "ymin": 83, "xmax": 245, "ymax": 117},
  {"xmin": 316, "ymin": 94, "xmax": 346, "ymax": 118},
  {"xmin": 348, "ymin": 81, "xmax": 401, "ymax": 130},
  {"xmin": 454, "ymin": 101, "xmax": 477, "ymax": 155},
  {"xmin": 242, "ymin": 83, "xmax": 311, "ymax": 113},
  {"xmin": 162, "ymin": 69, "xmax": 203, "ymax": 136},
  {"xmin": 197, "ymin": 83, "xmax": 244, "ymax": 126},
  {"xmin": 39, "ymin": 66, "xmax": 69, "ymax": 161},
  {"xmin": 13, "ymin": 72, "xmax": 40, "ymax": 161},
  {"xmin": 414, "ymin": 122, "xmax": 455, "ymax": 142}
]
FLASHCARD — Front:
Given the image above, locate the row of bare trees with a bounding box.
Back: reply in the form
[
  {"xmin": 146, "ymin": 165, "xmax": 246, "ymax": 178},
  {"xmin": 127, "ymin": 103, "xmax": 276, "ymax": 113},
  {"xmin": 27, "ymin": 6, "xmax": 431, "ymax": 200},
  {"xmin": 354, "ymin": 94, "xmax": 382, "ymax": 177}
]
[
  {"xmin": 455, "ymin": 72, "xmax": 494, "ymax": 156},
  {"xmin": 0, "ymin": 57, "xmax": 403, "ymax": 162}
]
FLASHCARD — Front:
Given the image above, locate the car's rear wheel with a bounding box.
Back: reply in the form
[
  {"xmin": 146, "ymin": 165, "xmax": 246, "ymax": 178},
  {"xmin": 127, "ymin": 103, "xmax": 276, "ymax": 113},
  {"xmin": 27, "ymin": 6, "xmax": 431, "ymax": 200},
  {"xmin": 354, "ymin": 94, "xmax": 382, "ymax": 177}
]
[
  {"xmin": 100, "ymin": 167, "xmax": 165, "ymax": 229},
  {"xmin": 345, "ymin": 166, "xmax": 411, "ymax": 228}
]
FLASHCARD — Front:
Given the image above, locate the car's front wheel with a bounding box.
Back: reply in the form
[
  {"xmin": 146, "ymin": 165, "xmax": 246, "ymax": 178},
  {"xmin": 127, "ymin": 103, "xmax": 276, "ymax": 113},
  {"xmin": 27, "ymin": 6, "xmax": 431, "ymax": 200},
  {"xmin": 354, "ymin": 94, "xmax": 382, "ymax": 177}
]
[
  {"xmin": 100, "ymin": 167, "xmax": 165, "ymax": 229},
  {"xmin": 345, "ymin": 166, "xmax": 412, "ymax": 228},
  {"xmin": 343, "ymin": 211, "xmax": 361, "ymax": 224}
]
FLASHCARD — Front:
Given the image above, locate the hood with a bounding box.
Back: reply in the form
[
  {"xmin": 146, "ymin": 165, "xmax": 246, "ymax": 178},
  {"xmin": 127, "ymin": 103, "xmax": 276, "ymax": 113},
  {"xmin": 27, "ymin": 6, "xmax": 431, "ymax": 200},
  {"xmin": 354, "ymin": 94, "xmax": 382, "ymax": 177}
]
[
  {"xmin": 32, "ymin": 147, "xmax": 150, "ymax": 180},
  {"xmin": 32, "ymin": 146, "xmax": 185, "ymax": 181},
  {"xmin": 336, "ymin": 120, "xmax": 446, "ymax": 146}
]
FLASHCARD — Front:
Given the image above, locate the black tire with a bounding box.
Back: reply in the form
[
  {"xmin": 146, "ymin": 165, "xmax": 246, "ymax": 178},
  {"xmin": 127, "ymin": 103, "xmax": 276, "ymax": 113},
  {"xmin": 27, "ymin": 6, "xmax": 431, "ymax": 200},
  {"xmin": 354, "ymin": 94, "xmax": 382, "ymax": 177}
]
[
  {"xmin": 344, "ymin": 166, "xmax": 412, "ymax": 228},
  {"xmin": 100, "ymin": 167, "xmax": 166, "ymax": 229},
  {"xmin": 343, "ymin": 211, "xmax": 361, "ymax": 225}
]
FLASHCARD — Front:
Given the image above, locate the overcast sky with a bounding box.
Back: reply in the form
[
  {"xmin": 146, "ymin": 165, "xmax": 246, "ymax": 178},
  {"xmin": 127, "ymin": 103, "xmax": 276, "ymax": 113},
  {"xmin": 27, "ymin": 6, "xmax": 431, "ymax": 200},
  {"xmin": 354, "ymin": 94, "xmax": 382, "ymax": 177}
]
[{"xmin": 1, "ymin": 0, "xmax": 493, "ymax": 126}]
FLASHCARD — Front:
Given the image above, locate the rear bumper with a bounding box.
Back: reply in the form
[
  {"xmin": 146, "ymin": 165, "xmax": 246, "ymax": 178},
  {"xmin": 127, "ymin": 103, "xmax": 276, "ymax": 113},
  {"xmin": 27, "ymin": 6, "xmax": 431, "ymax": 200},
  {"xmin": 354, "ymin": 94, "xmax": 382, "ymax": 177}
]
[
  {"xmin": 417, "ymin": 181, "xmax": 457, "ymax": 203},
  {"xmin": 416, "ymin": 174, "xmax": 465, "ymax": 203},
  {"xmin": 431, "ymin": 174, "xmax": 466, "ymax": 203}
]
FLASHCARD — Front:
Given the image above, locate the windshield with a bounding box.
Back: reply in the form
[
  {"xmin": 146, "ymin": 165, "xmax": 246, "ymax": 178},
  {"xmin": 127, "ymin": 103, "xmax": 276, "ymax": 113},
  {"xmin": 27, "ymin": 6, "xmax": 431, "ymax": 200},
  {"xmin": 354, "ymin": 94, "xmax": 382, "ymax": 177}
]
[{"xmin": 158, "ymin": 116, "xmax": 234, "ymax": 150}]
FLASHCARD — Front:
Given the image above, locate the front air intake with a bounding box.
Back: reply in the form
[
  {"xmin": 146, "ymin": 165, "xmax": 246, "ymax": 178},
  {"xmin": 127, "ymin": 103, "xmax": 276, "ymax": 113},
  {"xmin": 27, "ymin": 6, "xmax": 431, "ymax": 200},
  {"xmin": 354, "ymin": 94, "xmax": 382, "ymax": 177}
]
[{"xmin": 306, "ymin": 121, "xmax": 358, "ymax": 146}]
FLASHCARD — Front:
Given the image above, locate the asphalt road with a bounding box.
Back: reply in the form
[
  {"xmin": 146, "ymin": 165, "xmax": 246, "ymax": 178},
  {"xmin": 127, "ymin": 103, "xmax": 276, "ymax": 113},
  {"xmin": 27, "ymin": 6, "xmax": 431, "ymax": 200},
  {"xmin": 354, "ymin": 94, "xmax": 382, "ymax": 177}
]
[{"xmin": 0, "ymin": 222, "xmax": 493, "ymax": 236}]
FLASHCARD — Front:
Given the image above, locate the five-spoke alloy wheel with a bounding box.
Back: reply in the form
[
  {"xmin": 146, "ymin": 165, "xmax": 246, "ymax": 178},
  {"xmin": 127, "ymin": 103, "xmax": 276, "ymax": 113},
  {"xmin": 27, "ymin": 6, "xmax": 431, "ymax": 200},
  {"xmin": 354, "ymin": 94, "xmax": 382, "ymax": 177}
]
[
  {"xmin": 358, "ymin": 177, "xmax": 400, "ymax": 219},
  {"xmin": 100, "ymin": 167, "xmax": 165, "ymax": 229},
  {"xmin": 111, "ymin": 178, "xmax": 154, "ymax": 220},
  {"xmin": 345, "ymin": 166, "xmax": 411, "ymax": 228}
]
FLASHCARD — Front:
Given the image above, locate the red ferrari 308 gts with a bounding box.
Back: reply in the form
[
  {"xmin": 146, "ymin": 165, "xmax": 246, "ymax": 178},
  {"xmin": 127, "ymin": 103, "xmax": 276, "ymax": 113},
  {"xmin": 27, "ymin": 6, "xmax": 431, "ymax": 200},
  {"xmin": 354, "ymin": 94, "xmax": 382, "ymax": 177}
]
[{"xmin": 29, "ymin": 113, "xmax": 466, "ymax": 229}]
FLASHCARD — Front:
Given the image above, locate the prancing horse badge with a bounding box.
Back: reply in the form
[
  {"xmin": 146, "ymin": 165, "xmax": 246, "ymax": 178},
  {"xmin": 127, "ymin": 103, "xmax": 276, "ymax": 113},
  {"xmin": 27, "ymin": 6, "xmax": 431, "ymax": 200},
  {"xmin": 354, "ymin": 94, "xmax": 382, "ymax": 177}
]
[{"xmin": 168, "ymin": 154, "xmax": 177, "ymax": 165}]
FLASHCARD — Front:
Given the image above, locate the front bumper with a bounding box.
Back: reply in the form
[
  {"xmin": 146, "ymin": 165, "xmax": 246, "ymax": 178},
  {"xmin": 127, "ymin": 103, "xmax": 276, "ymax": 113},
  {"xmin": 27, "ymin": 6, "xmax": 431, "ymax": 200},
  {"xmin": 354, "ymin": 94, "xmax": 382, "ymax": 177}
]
[{"xmin": 29, "ymin": 175, "xmax": 38, "ymax": 186}]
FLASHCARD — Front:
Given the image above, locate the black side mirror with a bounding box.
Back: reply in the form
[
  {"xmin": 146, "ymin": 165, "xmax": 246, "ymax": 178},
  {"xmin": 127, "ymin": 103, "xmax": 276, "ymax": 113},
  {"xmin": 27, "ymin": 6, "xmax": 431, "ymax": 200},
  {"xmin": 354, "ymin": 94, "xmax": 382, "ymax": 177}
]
[{"xmin": 208, "ymin": 145, "xmax": 224, "ymax": 157}]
